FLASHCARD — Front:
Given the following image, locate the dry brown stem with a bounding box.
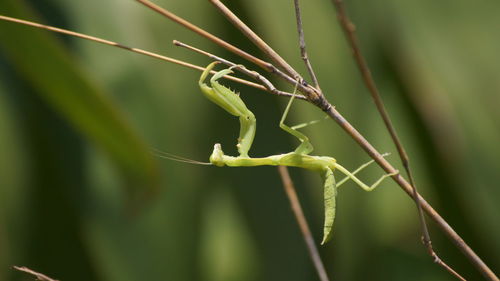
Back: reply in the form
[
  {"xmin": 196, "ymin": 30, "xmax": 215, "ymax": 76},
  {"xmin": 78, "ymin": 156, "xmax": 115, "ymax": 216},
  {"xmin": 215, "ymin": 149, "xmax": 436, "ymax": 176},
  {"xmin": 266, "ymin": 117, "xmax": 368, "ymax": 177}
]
[
  {"xmin": 173, "ymin": 40, "xmax": 306, "ymax": 100},
  {"xmin": 13, "ymin": 266, "xmax": 58, "ymax": 281},
  {"xmin": 329, "ymin": 0, "xmax": 465, "ymax": 279},
  {"xmin": 278, "ymin": 166, "xmax": 330, "ymax": 281},
  {"xmin": 292, "ymin": 0, "xmax": 321, "ymax": 90}
]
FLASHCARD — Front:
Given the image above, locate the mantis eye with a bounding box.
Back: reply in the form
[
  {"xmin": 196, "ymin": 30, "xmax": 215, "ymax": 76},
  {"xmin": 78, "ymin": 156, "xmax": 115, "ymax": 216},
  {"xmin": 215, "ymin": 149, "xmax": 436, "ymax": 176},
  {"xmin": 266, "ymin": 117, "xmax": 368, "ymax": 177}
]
[{"xmin": 209, "ymin": 143, "xmax": 226, "ymax": 167}]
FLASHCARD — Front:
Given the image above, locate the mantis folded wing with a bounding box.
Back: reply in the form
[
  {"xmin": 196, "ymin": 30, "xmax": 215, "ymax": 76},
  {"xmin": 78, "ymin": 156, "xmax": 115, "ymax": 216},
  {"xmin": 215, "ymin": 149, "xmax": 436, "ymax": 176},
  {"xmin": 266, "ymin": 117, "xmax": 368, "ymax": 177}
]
[{"xmin": 200, "ymin": 62, "xmax": 396, "ymax": 244}]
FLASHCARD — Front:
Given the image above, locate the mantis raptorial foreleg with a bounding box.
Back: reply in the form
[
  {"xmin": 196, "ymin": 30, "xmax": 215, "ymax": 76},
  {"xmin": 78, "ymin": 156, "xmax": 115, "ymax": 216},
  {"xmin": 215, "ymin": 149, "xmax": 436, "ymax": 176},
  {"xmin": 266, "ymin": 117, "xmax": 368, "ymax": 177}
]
[
  {"xmin": 199, "ymin": 62, "xmax": 397, "ymax": 244},
  {"xmin": 199, "ymin": 62, "xmax": 256, "ymax": 157}
]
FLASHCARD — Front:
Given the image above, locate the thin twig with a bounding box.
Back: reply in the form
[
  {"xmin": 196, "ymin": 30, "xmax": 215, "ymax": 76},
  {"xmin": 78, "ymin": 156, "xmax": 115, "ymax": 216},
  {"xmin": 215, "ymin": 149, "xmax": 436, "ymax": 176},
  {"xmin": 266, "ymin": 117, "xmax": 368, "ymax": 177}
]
[
  {"xmin": 135, "ymin": 0, "xmax": 271, "ymax": 72},
  {"xmin": 207, "ymin": 0, "xmax": 327, "ymax": 107},
  {"xmin": 0, "ymin": 15, "xmax": 266, "ymax": 91},
  {"xmin": 288, "ymin": 3, "xmax": 328, "ymax": 276},
  {"xmin": 136, "ymin": 0, "xmax": 321, "ymax": 102},
  {"xmin": 323, "ymin": 105, "xmax": 498, "ymax": 281},
  {"xmin": 136, "ymin": 0, "xmax": 323, "ymax": 104},
  {"xmin": 277, "ymin": 166, "xmax": 330, "ymax": 281},
  {"xmin": 135, "ymin": 0, "xmax": 299, "ymax": 90},
  {"xmin": 173, "ymin": 40, "xmax": 307, "ymax": 100},
  {"xmin": 330, "ymin": 1, "xmax": 467, "ymax": 280},
  {"xmin": 13, "ymin": 266, "xmax": 59, "ymax": 281},
  {"xmin": 209, "ymin": 0, "xmax": 301, "ymax": 80},
  {"xmin": 292, "ymin": 0, "xmax": 321, "ymax": 91}
]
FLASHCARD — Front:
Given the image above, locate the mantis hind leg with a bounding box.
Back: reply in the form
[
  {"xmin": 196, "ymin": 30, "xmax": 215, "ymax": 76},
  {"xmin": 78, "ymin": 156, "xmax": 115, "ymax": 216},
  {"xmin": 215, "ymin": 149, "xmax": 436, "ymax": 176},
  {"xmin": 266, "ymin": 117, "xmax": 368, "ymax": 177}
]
[
  {"xmin": 334, "ymin": 160, "xmax": 398, "ymax": 191},
  {"xmin": 321, "ymin": 158, "xmax": 396, "ymax": 244},
  {"xmin": 335, "ymin": 153, "xmax": 391, "ymax": 187}
]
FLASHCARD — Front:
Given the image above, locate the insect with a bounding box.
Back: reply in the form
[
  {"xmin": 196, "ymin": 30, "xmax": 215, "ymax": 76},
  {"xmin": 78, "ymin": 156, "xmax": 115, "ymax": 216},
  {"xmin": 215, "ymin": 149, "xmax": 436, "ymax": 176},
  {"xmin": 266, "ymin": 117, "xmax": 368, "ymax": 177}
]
[{"xmin": 199, "ymin": 61, "xmax": 397, "ymax": 244}]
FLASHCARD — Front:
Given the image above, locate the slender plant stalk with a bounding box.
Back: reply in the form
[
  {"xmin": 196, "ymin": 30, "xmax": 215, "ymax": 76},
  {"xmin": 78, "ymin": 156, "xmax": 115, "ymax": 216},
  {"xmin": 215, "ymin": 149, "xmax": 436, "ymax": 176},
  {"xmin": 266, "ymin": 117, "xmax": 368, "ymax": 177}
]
[
  {"xmin": 173, "ymin": 40, "xmax": 306, "ymax": 100},
  {"xmin": 290, "ymin": 2, "xmax": 329, "ymax": 276},
  {"xmin": 207, "ymin": 0, "xmax": 327, "ymax": 108},
  {"xmin": 135, "ymin": 0, "xmax": 271, "ymax": 71},
  {"xmin": 278, "ymin": 166, "xmax": 330, "ymax": 281},
  {"xmin": 293, "ymin": 1, "xmax": 462, "ymax": 278},
  {"xmin": 135, "ymin": 0, "xmax": 311, "ymax": 98},
  {"xmin": 329, "ymin": 0, "xmax": 465, "ymax": 280},
  {"xmin": 208, "ymin": 0, "xmax": 300, "ymax": 80},
  {"xmin": 0, "ymin": 15, "xmax": 290, "ymax": 95},
  {"xmin": 324, "ymin": 105, "xmax": 497, "ymax": 281},
  {"xmin": 292, "ymin": 0, "xmax": 321, "ymax": 91},
  {"xmin": 13, "ymin": 266, "xmax": 58, "ymax": 281}
]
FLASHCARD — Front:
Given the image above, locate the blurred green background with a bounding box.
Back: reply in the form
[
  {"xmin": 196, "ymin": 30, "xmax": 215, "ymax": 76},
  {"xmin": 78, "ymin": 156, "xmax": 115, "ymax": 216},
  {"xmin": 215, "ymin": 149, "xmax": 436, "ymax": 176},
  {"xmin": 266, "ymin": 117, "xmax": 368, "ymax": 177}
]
[{"xmin": 0, "ymin": 0, "xmax": 499, "ymax": 280}]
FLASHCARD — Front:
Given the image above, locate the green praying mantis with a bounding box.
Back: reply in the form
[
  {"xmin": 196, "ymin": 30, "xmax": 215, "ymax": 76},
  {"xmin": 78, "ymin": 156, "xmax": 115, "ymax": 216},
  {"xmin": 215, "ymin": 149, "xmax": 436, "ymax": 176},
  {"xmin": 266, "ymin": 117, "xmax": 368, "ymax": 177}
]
[{"xmin": 198, "ymin": 61, "xmax": 397, "ymax": 244}]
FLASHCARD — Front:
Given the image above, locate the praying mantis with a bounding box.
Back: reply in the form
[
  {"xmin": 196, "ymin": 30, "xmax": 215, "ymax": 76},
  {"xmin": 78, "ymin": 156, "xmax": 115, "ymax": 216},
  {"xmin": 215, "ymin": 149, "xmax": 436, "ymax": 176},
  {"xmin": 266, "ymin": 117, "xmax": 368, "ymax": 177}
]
[{"xmin": 199, "ymin": 61, "xmax": 397, "ymax": 244}]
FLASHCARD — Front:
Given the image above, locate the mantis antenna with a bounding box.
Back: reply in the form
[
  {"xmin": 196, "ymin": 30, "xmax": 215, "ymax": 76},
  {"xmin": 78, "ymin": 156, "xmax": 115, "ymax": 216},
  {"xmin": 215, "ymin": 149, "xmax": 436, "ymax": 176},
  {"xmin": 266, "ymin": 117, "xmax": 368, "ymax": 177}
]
[{"xmin": 151, "ymin": 148, "xmax": 212, "ymax": 166}]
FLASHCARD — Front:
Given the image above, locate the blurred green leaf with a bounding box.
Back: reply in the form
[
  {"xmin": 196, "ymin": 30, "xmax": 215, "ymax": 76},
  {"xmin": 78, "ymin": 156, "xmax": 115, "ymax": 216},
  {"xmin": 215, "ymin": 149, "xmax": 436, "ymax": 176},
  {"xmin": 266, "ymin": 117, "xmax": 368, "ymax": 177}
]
[{"xmin": 0, "ymin": 0, "xmax": 159, "ymax": 195}]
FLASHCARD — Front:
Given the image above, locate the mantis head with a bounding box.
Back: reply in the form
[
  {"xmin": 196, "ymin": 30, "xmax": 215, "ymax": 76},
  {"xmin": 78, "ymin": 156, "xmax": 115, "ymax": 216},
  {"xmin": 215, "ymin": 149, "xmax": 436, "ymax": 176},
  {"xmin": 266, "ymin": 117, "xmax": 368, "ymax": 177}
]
[{"xmin": 209, "ymin": 143, "xmax": 226, "ymax": 167}]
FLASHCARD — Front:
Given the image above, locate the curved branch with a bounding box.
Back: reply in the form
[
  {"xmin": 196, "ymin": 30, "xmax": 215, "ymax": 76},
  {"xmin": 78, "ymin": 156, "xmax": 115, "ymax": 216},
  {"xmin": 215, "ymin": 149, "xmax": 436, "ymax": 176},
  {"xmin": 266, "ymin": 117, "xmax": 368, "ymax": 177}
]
[{"xmin": 322, "ymin": 102, "xmax": 498, "ymax": 281}]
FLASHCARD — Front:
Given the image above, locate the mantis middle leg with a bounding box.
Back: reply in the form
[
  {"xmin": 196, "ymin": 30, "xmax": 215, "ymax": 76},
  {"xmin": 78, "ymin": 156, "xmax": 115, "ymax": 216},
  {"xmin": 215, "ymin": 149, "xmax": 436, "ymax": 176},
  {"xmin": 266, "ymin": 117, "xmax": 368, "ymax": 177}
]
[{"xmin": 279, "ymin": 92, "xmax": 314, "ymax": 155}]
